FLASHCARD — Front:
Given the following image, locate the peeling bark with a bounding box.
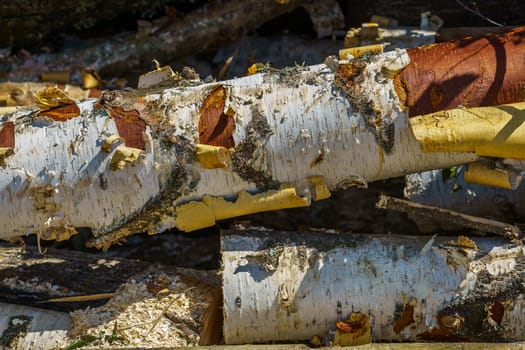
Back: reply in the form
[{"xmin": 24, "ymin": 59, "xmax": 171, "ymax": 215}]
[{"xmin": 221, "ymin": 229, "xmax": 525, "ymax": 344}]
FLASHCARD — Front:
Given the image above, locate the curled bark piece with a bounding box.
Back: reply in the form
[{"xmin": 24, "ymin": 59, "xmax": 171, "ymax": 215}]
[
  {"xmin": 0, "ymin": 82, "xmax": 101, "ymax": 107},
  {"xmin": 221, "ymin": 229, "xmax": 525, "ymax": 344}
]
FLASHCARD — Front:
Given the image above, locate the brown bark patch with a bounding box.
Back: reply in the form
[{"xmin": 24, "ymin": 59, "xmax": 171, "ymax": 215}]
[
  {"xmin": 28, "ymin": 184, "xmax": 59, "ymax": 213},
  {"xmin": 0, "ymin": 122, "xmax": 15, "ymax": 149},
  {"xmin": 87, "ymin": 89, "xmax": 103, "ymax": 98},
  {"xmin": 110, "ymin": 107, "xmax": 146, "ymax": 150},
  {"xmin": 396, "ymin": 26, "xmax": 525, "ymax": 117},
  {"xmin": 487, "ymin": 300, "xmax": 504, "ymax": 324},
  {"xmin": 39, "ymin": 103, "xmax": 80, "ymax": 121},
  {"xmin": 198, "ymin": 85, "xmax": 235, "ymax": 149},
  {"xmin": 418, "ymin": 327, "xmax": 470, "ymax": 342},
  {"xmin": 393, "ymin": 303, "xmax": 415, "ymax": 333}
]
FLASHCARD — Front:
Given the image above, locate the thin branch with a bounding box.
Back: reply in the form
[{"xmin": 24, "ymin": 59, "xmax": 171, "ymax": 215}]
[{"xmin": 455, "ymin": 0, "xmax": 503, "ymax": 27}]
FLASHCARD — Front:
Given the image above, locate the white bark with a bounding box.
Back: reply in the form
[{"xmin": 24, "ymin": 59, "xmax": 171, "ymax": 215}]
[
  {"xmin": 0, "ymin": 302, "xmax": 70, "ymax": 350},
  {"xmin": 221, "ymin": 229, "xmax": 525, "ymax": 344},
  {"xmin": 0, "ymin": 50, "xmax": 478, "ymax": 243}
]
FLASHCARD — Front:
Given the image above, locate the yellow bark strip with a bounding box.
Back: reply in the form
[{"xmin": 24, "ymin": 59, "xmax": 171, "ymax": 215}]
[
  {"xmin": 204, "ymin": 184, "xmax": 309, "ymax": 221},
  {"xmin": 339, "ymin": 44, "xmax": 383, "ymax": 60},
  {"xmin": 175, "ymin": 201, "xmax": 216, "ymax": 232},
  {"xmin": 0, "ymin": 147, "xmax": 13, "ymax": 166},
  {"xmin": 308, "ymin": 175, "xmax": 331, "ymax": 201},
  {"xmin": 101, "ymin": 135, "xmax": 124, "ymax": 153},
  {"xmin": 196, "ymin": 144, "xmax": 230, "ymax": 169},
  {"xmin": 175, "ymin": 184, "xmax": 310, "ymax": 232},
  {"xmin": 464, "ymin": 161, "xmax": 513, "ymax": 189},
  {"xmin": 109, "ymin": 146, "xmax": 144, "ymax": 170},
  {"xmin": 409, "ymin": 102, "xmax": 525, "ymax": 159}
]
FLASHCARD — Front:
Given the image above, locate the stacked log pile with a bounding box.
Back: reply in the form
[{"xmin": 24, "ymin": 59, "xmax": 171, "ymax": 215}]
[{"xmin": 0, "ymin": 1, "xmax": 524, "ymax": 348}]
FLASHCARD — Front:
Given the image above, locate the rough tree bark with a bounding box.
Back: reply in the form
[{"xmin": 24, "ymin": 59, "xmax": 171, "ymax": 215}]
[
  {"xmin": 0, "ymin": 27, "xmax": 524, "ymax": 248},
  {"xmin": 222, "ymin": 229, "xmax": 525, "ymax": 344}
]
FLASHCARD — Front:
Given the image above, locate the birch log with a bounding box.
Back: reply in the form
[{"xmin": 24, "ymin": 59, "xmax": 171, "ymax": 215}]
[
  {"xmin": 0, "ymin": 27, "xmax": 524, "ymax": 247},
  {"xmin": 405, "ymin": 167, "xmax": 525, "ymax": 223},
  {"xmin": 221, "ymin": 229, "xmax": 525, "ymax": 344},
  {"xmin": 0, "ymin": 302, "xmax": 70, "ymax": 350}
]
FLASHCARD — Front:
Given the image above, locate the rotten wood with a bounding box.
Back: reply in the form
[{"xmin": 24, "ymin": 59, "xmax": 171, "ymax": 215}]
[
  {"xmin": 377, "ymin": 194, "xmax": 522, "ymax": 239},
  {"xmin": 0, "ymin": 244, "xmax": 219, "ymax": 310}
]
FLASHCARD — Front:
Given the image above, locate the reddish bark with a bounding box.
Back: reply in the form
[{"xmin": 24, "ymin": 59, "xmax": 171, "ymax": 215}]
[
  {"xmin": 198, "ymin": 85, "xmax": 235, "ymax": 149},
  {"xmin": 395, "ymin": 26, "xmax": 525, "ymax": 116},
  {"xmin": 0, "ymin": 122, "xmax": 15, "ymax": 149},
  {"xmin": 109, "ymin": 107, "xmax": 147, "ymax": 150}
]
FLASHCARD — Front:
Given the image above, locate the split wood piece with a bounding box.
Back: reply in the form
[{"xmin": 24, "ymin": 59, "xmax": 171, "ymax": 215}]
[
  {"xmin": 221, "ymin": 229, "xmax": 525, "ymax": 344},
  {"xmin": 0, "ymin": 245, "xmax": 148, "ymax": 311},
  {"xmin": 377, "ymin": 194, "xmax": 522, "ymax": 239},
  {"xmin": 301, "ymin": 0, "xmax": 345, "ymax": 39},
  {"xmin": 3, "ymin": 0, "xmax": 343, "ymax": 83}
]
